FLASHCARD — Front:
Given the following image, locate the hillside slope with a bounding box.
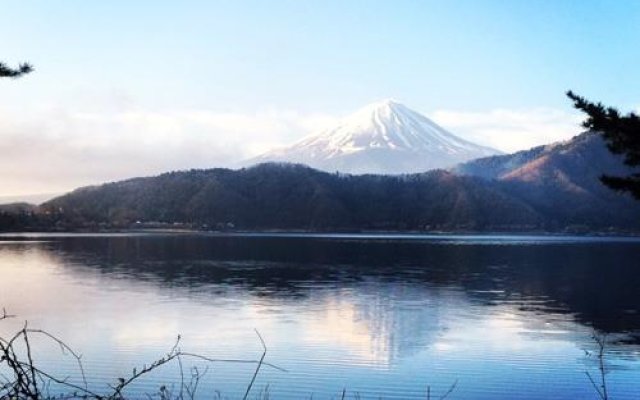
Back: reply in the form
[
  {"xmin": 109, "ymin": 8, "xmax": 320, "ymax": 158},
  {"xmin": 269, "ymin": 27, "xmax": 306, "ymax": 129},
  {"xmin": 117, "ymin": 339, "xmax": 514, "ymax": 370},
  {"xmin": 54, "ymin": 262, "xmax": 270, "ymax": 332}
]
[
  {"xmin": 43, "ymin": 164, "xmax": 543, "ymax": 231},
  {"xmin": 454, "ymin": 132, "xmax": 640, "ymax": 227}
]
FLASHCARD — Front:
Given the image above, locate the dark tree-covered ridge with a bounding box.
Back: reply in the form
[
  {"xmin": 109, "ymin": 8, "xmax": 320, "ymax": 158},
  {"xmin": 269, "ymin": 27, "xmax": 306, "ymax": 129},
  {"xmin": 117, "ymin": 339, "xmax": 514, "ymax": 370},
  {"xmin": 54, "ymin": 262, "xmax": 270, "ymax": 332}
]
[
  {"xmin": 35, "ymin": 152, "xmax": 640, "ymax": 233},
  {"xmin": 40, "ymin": 163, "xmax": 545, "ymax": 231},
  {"xmin": 5, "ymin": 147, "xmax": 640, "ymax": 233},
  {"xmin": 0, "ymin": 61, "xmax": 33, "ymax": 78},
  {"xmin": 567, "ymin": 91, "xmax": 640, "ymax": 199}
]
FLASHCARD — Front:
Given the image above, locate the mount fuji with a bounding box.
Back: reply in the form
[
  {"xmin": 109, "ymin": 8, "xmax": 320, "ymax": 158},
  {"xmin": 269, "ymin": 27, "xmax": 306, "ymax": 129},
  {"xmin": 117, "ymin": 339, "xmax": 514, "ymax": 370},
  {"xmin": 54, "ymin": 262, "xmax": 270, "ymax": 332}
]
[{"xmin": 249, "ymin": 100, "xmax": 502, "ymax": 174}]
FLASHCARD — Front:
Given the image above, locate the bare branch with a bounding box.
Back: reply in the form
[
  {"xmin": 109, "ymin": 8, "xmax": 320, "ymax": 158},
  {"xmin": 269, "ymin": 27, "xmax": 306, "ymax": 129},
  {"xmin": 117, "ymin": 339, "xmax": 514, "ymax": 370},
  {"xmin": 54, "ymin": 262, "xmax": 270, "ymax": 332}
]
[
  {"xmin": 439, "ymin": 379, "xmax": 458, "ymax": 400},
  {"xmin": 0, "ymin": 311, "xmax": 284, "ymax": 399},
  {"xmin": 242, "ymin": 329, "xmax": 267, "ymax": 400},
  {"xmin": 27, "ymin": 328, "xmax": 89, "ymax": 390}
]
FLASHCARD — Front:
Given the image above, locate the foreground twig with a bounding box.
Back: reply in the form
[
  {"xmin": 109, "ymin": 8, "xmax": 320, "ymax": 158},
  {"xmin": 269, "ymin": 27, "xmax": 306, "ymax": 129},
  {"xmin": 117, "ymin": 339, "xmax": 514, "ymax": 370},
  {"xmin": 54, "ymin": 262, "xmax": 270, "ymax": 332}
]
[
  {"xmin": 585, "ymin": 333, "xmax": 609, "ymax": 400},
  {"xmin": 242, "ymin": 329, "xmax": 267, "ymax": 400},
  {"xmin": 0, "ymin": 311, "xmax": 283, "ymax": 400},
  {"xmin": 438, "ymin": 379, "xmax": 458, "ymax": 400}
]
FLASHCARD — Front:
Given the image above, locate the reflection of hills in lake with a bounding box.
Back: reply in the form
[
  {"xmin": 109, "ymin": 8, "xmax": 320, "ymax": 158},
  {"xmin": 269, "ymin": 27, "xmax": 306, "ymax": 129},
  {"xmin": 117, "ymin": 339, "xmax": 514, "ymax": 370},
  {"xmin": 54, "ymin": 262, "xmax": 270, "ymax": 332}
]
[
  {"xmin": 3, "ymin": 234, "xmax": 640, "ymax": 399},
  {"xmin": 16, "ymin": 234, "xmax": 640, "ymax": 347}
]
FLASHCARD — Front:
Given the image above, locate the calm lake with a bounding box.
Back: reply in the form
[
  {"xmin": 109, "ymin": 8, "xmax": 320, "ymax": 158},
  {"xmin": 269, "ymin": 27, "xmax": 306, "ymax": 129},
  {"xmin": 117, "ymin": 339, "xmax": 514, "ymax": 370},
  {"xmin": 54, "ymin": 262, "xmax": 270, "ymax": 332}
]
[{"xmin": 1, "ymin": 233, "xmax": 640, "ymax": 399}]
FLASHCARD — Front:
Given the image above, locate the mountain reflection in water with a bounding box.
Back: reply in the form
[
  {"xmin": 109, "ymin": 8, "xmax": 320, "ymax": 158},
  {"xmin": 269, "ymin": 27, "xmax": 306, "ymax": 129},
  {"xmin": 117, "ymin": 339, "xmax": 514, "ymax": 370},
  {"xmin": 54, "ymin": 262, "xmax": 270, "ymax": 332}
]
[{"xmin": 0, "ymin": 233, "xmax": 639, "ymax": 399}]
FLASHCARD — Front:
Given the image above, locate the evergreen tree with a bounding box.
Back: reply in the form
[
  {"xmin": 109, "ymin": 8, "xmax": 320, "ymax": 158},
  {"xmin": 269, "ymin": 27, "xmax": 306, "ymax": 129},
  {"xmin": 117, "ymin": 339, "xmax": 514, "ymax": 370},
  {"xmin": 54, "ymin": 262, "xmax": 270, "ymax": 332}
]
[
  {"xmin": 0, "ymin": 62, "xmax": 33, "ymax": 78},
  {"xmin": 567, "ymin": 90, "xmax": 640, "ymax": 199}
]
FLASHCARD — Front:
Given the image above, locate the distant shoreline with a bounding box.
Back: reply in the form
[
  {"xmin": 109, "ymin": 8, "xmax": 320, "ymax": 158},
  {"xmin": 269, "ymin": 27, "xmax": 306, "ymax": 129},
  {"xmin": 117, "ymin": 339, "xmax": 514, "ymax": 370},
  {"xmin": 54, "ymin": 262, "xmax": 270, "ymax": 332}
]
[{"xmin": 1, "ymin": 229, "xmax": 640, "ymax": 240}]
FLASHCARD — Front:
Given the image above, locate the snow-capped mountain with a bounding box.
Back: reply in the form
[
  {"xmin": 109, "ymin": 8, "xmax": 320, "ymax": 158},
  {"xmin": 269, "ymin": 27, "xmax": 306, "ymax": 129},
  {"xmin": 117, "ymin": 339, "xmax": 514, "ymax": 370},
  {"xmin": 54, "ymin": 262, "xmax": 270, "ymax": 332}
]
[{"xmin": 248, "ymin": 99, "xmax": 502, "ymax": 174}]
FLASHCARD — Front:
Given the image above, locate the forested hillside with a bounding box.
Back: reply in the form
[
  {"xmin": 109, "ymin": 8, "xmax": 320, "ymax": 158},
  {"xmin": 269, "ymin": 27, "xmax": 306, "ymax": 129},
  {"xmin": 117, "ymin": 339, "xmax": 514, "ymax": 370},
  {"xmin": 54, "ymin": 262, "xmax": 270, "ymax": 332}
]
[
  {"xmin": 455, "ymin": 131, "xmax": 640, "ymax": 228},
  {"xmin": 3, "ymin": 131, "xmax": 640, "ymax": 233},
  {"xmin": 39, "ymin": 164, "xmax": 544, "ymax": 231}
]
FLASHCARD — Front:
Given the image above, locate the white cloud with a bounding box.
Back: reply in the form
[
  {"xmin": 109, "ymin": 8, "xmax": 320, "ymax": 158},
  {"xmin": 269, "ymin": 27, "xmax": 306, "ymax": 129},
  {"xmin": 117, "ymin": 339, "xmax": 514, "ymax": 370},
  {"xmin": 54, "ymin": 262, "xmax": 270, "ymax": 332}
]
[
  {"xmin": 0, "ymin": 98, "xmax": 586, "ymax": 198},
  {"xmin": 429, "ymin": 108, "xmax": 584, "ymax": 153},
  {"xmin": 0, "ymin": 105, "xmax": 337, "ymax": 197}
]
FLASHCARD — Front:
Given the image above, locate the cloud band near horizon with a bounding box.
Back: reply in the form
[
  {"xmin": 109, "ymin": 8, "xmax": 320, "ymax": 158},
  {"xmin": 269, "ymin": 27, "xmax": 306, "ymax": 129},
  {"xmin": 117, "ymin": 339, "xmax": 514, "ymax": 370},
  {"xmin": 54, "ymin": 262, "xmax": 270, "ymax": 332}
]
[{"xmin": 0, "ymin": 103, "xmax": 585, "ymax": 198}]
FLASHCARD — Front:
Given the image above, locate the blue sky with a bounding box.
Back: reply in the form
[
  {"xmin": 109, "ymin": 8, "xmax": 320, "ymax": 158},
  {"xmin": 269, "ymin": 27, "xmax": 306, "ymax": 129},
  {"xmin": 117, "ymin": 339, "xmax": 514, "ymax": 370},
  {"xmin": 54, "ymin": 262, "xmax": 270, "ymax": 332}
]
[{"xmin": 1, "ymin": 1, "xmax": 639, "ymax": 197}]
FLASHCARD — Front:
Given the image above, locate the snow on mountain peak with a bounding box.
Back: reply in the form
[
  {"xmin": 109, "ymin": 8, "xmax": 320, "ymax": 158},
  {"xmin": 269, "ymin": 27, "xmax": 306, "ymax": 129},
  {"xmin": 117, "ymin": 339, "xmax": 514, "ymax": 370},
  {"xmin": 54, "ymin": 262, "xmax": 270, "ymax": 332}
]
[{"xmin": 249, "ymin": 100, "xmax": 502, "ymax": 175}]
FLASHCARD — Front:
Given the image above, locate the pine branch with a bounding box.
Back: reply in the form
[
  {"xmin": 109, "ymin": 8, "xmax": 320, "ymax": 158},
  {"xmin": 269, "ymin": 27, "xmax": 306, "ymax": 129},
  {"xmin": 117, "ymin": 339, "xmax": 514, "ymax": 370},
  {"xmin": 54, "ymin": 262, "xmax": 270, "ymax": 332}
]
[
  {"xmin": 567, "ymin": 90, "xmax": 640, "ymax": 198},
  {"xmin": 0, "ymin": 62, "xmax": 33, "ymax": 78}
]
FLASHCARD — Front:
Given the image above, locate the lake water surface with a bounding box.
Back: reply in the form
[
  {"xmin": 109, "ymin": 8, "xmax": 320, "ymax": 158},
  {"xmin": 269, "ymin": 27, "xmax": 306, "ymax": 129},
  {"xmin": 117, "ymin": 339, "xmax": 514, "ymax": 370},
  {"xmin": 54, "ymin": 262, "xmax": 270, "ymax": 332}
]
[{"xmin": 1, "ymin": 233, "xmax": 640, "ymax": 399}]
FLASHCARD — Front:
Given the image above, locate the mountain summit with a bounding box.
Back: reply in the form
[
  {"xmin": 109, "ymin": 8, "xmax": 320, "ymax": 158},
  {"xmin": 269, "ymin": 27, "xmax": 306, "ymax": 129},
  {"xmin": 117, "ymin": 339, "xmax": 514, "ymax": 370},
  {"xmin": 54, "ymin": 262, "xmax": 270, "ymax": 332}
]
[{"xmin": 249, "ymin": 99, "xmax": 502, "ymax": 174}]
